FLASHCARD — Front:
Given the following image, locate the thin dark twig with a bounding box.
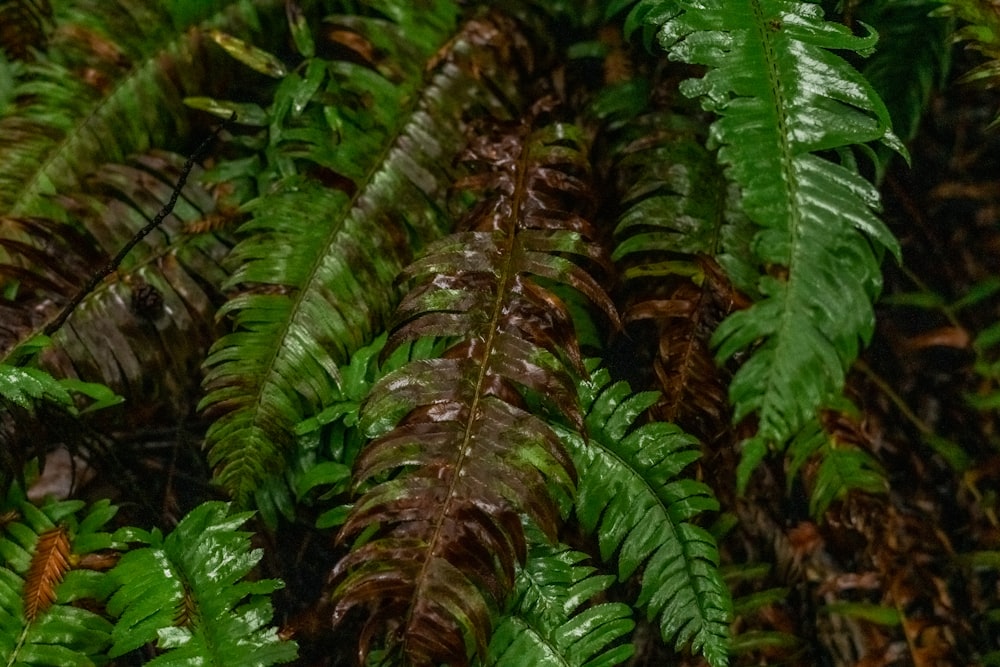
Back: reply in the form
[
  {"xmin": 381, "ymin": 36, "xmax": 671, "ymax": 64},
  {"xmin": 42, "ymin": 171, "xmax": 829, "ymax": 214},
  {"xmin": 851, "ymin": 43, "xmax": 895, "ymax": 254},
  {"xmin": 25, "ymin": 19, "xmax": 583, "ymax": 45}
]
[{"xmin": 43, "ymin": 113, "xmax": 236, "ymax": 338}]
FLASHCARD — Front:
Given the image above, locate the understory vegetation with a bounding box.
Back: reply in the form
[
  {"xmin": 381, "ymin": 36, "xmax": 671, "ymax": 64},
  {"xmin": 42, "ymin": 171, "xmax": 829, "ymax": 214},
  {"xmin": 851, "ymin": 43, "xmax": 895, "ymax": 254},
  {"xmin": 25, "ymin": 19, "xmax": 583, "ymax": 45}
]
[{"xmin": 1, "ymin": 0, "xmax": 999, "ymax": 665}]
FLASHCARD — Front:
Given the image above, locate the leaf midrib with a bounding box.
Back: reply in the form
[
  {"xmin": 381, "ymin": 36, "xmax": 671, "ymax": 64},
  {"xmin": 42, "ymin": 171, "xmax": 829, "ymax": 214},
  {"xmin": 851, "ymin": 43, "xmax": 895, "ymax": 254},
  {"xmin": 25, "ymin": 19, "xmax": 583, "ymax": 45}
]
[
  {"xmin": 226, "ymin": 27, "xmax": 453, "ymax": 499},
  {"xmin": 750, "ymin": 0, "xmax": 807, "ymax": 442}
]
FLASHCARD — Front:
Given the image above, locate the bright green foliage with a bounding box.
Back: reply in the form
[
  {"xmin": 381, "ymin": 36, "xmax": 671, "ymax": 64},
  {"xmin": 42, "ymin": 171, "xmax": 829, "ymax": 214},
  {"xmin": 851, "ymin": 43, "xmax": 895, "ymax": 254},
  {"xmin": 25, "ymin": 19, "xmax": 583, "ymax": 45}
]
[
  {"xmin": 0, "ymin": 487, "xmax": 119, "ymax": 666},
  {"xmin": 559, "ymin": 363, "xmax": 731, "ymax": 667},
  {"xmin": 198, "ymin": 0, "xmax": 531, "ymax": 505},
  {"xmin": 105, "ymin": 501, "xmax": 295, "ymax": 666},
  {"xmin": 0, "ymin": 363, "xmax": 117, "ymax": 415},
  {"xmin": 628, "ymin": 0, "xmax": 904, "ymax": 490},
  {"xmin": 487, "ymin": 536, "xmax": 635, "ymax": 667}
]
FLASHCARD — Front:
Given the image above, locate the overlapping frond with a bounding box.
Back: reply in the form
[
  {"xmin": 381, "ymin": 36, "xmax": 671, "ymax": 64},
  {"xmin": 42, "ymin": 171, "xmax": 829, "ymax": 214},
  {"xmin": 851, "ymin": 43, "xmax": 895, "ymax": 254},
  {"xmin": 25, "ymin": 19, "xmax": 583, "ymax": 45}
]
[
  {"xmin": 0, "ymin": 153, "xmax": 231, "ymax": 421},
  {"xmin": 329, "ymin": 110, "xmax": 616, "ymax": 666},
  {"xmin": 106, "ymin": 501, "xmax": 295, "ymax": 665},
  {"xmin": 630, "ymin": 0, "xmax": 904, "ymax": 489},
  {"xmin": 787, "ymin": 409, "xmax": 887, "ymax": 517},
  {"xmin": 488, "ymin": 535, "xmax": 635, "ymax": 667},
  {"xmin": 858, "ymin": 0, "xmax": 953, "ymax": 169},
  {"xmin": 0, "ymin": 486, "xmax": 118, "ymax": 665},
  {"xmin": 559, "ymin": 362, "xmax": 731, "ymax": 667},
  {"xmin": 609, "ymin": 106, "xmax": 747, "ymax": 441},
  {"xmin": 0, "ymin": 356, "xmax": 121, "ymax": 493},
  {"xmin": 0, "ymin": 0, "xmax": 276, "ymax": 220},
  {"xmin": 200, "ymin": 3, "xmax": 542, "ymax": 505}
]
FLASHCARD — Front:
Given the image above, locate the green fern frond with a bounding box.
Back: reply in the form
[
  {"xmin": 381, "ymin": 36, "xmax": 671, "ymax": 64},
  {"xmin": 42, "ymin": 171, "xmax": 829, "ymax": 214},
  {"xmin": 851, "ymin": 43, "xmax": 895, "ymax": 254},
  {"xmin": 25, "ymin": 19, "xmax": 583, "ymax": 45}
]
[
  {"xmin": 559, "ymin": 362, "xmax": 731, "ymax": 667},
  {"xmin": 0, "ymin": 487, "xmax": 119, "ymax": 666},
  {"xmin": 858, "ymin": 0, "xmax": 953, "ymax": 170},
  {"xmin": 105, "ymin": 501, "xmax": 295, "ymax": 665},
  {"xmin": 630, "ymin": 0, "xmax": 904, "ymax": 491},
  {"xmin": 487, "ymin": 535, "xmax": 635, "ymax": 667},
  {"xmin": 786, "ymin": 413, "xmax": 887, "ymax": 518},
  {"xmin": 0, "ymin": 0, "xmax": 277, "ymax": 219},
  {"xmin": 200, "ymin": 3, "xmax": 541, "ymax": 506},
  {"xmin": 934, "ymin": 0, "xmax": 1000, "ymax": 124},
  {"xmin": 330, "ymin": 115, "xmax": 615, "ymax": 666}
]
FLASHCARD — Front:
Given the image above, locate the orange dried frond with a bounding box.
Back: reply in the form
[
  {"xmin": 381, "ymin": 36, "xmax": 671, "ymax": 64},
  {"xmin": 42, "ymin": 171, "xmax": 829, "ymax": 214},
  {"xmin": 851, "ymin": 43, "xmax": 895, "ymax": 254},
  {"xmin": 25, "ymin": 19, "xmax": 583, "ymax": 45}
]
[{"xmin": 23, "ymin": 525, "xmax": 71, "ymax": 621}]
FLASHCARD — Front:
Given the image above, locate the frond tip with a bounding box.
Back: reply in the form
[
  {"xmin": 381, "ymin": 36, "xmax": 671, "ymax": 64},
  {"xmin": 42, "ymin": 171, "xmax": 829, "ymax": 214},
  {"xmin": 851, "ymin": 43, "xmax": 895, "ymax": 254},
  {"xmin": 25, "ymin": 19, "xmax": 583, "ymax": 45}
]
[{"xmin": 560, "ymin": 362, "xmax": 732, "ymax": 667}]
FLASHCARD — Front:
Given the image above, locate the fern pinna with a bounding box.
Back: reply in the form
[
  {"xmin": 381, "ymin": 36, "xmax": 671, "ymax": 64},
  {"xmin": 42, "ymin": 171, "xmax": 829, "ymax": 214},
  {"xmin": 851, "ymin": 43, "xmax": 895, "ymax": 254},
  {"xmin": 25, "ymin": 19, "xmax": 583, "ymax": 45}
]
[
  {"xmin": 329, "ymin": 105, "xmax": 617, "ymax": 666},
  {"xmin": 488, "ymin": 529, "xmax": 636, "ymax": 667},
  {"xmin": 106, "ymin": 501, "xmax": 295, "ymax": 665}
]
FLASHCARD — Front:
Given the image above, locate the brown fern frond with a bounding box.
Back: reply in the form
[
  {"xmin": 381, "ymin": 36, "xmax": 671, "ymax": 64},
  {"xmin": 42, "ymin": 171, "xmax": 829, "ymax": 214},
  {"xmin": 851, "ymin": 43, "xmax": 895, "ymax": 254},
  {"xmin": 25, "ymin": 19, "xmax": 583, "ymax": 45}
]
[
  {"xmin": 0, "ymin": 0, "xmax": 52, "ymax": 61},
  {"xmin": 22, "ymin": 524, "xmax": 70, "ymax": 621},
  {"xmin": 609, "ymin": 101, "xmax": 747, "ymax": 443},
  {"xmin": 0, "ymin": 152, "xmax": 229, "ymax": 422},
  {"xmin": 330, "ymin": 103, "xmax": 616, "ymax": 666},
  {"xmin": 625, "ymin": 256, "xmax": 746, "ymax": 442}
]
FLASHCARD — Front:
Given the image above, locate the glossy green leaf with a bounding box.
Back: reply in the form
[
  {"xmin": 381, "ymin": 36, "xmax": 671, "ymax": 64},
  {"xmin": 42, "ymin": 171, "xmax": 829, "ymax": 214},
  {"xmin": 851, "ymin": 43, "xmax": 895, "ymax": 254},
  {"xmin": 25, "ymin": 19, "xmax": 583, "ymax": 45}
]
[
  {"xmin": 634, "ymin": 0, "xmax": 904, "ymax": 489},
  {"xmin": 561, "ymin": 363, "xmax": 731, "ymax": 667},
  {"xmin": 106, "ymin": 501, "xmax": 296, "ymax": 665}
]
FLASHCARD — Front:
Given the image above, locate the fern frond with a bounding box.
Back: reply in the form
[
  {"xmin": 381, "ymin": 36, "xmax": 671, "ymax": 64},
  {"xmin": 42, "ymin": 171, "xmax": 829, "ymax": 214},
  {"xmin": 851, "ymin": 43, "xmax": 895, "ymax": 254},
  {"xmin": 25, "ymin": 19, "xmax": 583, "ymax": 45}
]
[
  {"xmin": 106, "ymin": 501, "xmax": 295, "ymax": 665},
  {"xmin": 330, "ymin": 113, "xmax": 615, "ymax": 666},
  {"xmin": 858, "ymin": 0, "xmax": 953, "ymax": 167},
  {"xmin": 786, "ymin": 411, "xmax": 887, "ymax": 518},
  {"xmin": 935, "ymin": 0, "xmax": 1000, "ymax": 124},
  {"xmin": 609, "ymin": 106, "xmax": 746, "ymax": 440},
  {"xmin": 0, "ymin": 153, "xmax": 230, "ymax": 421},
  {"xmin": 721, "ymin": 562, "xmax": 802, "ymax": 660},
  {"xmin": 0, "ymin": 0, "xmax": 277, "ymax": 219},
  {"xmin": 560, "ymin": 362, "xmax": 731, "ymax": 667},
  {"xmin": 488, "ymin": 535, "xmax": 635, "ymax": 667},
  {"xmin": 200, "ymin": 4, "xmax": 542, "ymax": 505},
  {"xmin": 631, "ymin": 0, "xmax": 904, "ymax": 490},
  {"xmin": 0, "ymin": 488, "xmax": 119, "ymax": 665}
]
